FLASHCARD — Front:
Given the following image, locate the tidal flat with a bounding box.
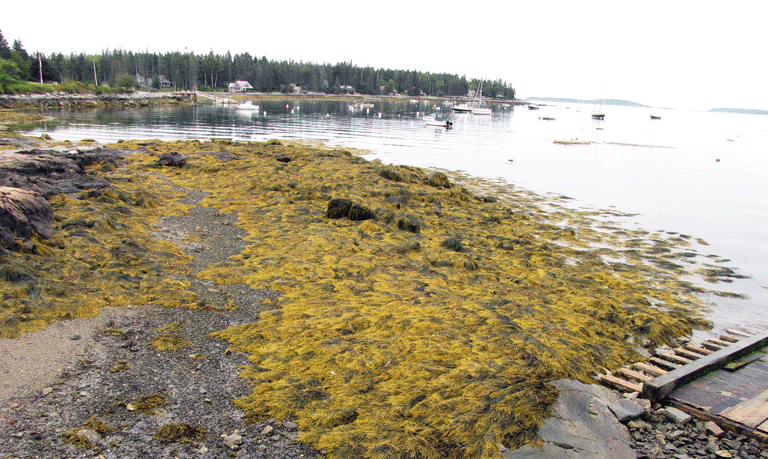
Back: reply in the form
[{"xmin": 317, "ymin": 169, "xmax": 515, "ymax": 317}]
[{"xmin": 0, "ymin": 136, "xmax": 726, "ymax": 457}]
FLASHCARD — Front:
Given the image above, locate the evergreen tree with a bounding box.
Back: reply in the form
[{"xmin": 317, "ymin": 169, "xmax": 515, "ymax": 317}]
[{"xmin": 0, "ymin": 29, "xmax": 11, "ymax": 60}]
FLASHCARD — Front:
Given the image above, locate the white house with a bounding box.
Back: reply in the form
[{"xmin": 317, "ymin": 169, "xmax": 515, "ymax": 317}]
[
  {"xmin": 228, "ymin": 80, "xmax": 254, "ymax": 92},
  {"xmin": 158, "ymin": 75, "xmax": 171, "ymax": 88}
]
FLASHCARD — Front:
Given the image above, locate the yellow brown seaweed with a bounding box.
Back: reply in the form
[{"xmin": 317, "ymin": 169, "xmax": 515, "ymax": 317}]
[
  {"xmin": 1, "ymin": 138, "xmax": 717, "ymax": 458},
  {"xmin": 116, "ymin": 140, "xmax": 709, "ymax": 457}
]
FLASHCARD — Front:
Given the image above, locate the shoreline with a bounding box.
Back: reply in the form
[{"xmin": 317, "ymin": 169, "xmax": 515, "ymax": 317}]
[{"xmin": 0, "ymin": 90, "xmax": 525, "ymax": 112}]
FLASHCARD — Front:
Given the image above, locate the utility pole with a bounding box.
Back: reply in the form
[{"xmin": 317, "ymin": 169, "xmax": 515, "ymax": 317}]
[
  {"xmin": 93, "ymin": 61, "xmax": 97, "ymax": 86},
  {"xmin": 38, "ymin": 54, "xmax": 43, "ymax": 84}
]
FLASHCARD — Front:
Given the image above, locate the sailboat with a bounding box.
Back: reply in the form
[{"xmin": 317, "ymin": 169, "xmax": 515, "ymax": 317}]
[
  {"xmin": 650, "ymin": 103, "xmax": 661, "ymax": 120},
  {"xmin": 471, "ymin": 81, "xmax": 492, "ymax": 115},
  {"xmin": 592, "ymin": 81, "xmax": 605, "ymax": 120}
]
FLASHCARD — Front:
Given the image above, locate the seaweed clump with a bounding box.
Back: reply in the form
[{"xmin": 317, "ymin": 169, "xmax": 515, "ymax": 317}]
[
  {"xmin": 153, "ymin": 423, "xmax": 207, "ymax": 444},
  {"xmin": 61, "ymin": 415, "xmax": 115, "ymax": 449},
  {"xmin": 150, "ymin": 322, "xmax": 191, "ymax": 351}
]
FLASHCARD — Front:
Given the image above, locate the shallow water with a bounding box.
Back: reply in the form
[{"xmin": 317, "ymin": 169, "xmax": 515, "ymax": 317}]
[{"xmin": 24, "ymin": 99, "xmax": 768, "ymax": 336}]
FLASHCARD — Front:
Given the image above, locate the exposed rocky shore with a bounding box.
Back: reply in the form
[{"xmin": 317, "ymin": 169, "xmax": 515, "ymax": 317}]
[
  {"xmin": 1, "ymin": 139, "xmax": 766, "ymax": 458},
  {"xmin": 0, "ymin": 91, "xmax": 196, "ymax": 111}
]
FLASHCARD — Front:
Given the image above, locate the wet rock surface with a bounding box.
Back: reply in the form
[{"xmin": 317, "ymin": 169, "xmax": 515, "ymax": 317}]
[{"xmin": 503, "ymin": 379, "xmax": 768, "ymax": 459}]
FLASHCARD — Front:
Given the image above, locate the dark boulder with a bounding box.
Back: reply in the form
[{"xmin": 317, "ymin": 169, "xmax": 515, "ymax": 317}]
[
  {"xmin": 275, "ymin": 154, "xmax": 292, "ymax": 163},
  {"xmin": 348, "ymin": 203, "xmax": 374, "ymax": 221},
  {"xmin": 157, "ymin": 152, "xmax": 188, "ymax": 167},
  {"xmin": 0, "ymin": 186, "xmax": 54, "ymax": 248},
  {"xmin": 326, "ymin": 198, "xmax": 353, "ymax": 219},
  {"xmin": 440, "ymin": 237, "xmax": 465, "ymax": 253}
]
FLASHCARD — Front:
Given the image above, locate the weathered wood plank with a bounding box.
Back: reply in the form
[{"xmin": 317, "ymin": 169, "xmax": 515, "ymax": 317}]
[
  {"xmin": 720, "ymin": 334, "xmax": 741, "ymax": 343},
  {"xmin": 727, "ymin": 328, "xmax": 753, "ymax": 338},
  {"xmin": 655, "ymin": 352, "xmax": 693, "ymax": 365},
  {"xmin": 674, "ymin": 347, "xmax": 703, "ymax": 360},
  {"xmin": 650, "ymin": 357, "xmax": 681, "ymax": 371},
  {"xmin": 683, "ymin": 344, "xmax": 712, "ymax": 356},
  {"xmin": 633, "ymin": 362, "xmax": 667, "ymax": 377},
  {"xmin": 617, "ymin": 367, "xmax": 654, "ymax": 382},
  {"xmin": 722, "ymin": 388, "xmax": 768, "ymax": 427},
  {"xmin": 642, "ymin": 332, "xmax": 768, "ymax": 401},
  {"xmin": 758, "ymin": 418, "xmax": 768, "ymax": 434},
  {"xmin": 702, "ymin": 339, "xmax": 730, "ymax": 351},
  {"xmin": 601, "ymin": 374, "xmax": 643, "ymax": 393}
]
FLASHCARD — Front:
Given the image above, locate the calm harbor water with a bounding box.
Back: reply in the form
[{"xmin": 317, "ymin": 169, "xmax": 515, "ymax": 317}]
[{"xmin": 24, "ymin": 99, "xmax": 768, "ymax": 336}]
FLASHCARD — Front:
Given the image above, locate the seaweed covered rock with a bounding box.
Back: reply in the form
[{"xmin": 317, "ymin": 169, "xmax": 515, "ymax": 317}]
[
  {"xmin": 426, "ymin": 171, "xmax": 451, "ymax": 188},
  {"xmin": 440, "ymin": 236, "xmax": 465, "ymax": 253},
  {"xmin": 326, "ymin": 198, "xmax": 375, "ymax": 221},
  {"xmin": 0, "ymin": 149, "xmax": 125, "ymax": 197},
  {"xmin": 348, "ymin": 203, "xmax": 374, "ymax": 221},
  {"xmin": 157, "ymin": 152, "xmax": 189, "ymax": 167},
  {"xmin": 326, "ymin": 198, "xmax": 353, "ymax": 219},
  {"xmin": 0, "ymin": 186, "xmax": 53, "ymax": 249}
]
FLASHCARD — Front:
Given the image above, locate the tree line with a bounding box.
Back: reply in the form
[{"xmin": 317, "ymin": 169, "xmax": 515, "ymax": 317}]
[{"xmin": 0, "ymin": 29, "xmax": 515, "ymax": 99}]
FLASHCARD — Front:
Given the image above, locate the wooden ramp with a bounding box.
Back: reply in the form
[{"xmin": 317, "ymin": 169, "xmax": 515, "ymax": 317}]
[{"xmin": 599, "ymin": 326, "xmax": 768, "ymax": 439}]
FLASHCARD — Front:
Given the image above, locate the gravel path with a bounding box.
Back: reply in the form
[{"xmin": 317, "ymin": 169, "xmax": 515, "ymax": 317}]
[{"xmin": 0, "ymin": 181, "xmax": 320, "ymax": 458}]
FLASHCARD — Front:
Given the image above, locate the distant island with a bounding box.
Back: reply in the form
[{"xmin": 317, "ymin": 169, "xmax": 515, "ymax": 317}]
[
  {"xmin": 525, "ymin": 97, "xmax": 649, "ymax": 108},
  {"xmin": 709, "ymin": 108, "xmax": 768, "ymax": 116}
]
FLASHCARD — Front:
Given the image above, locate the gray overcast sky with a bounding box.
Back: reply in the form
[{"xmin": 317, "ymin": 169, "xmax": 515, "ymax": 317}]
[{"xmin": 3, "ymin": 0, "xmax": 764, "ymax": 110}]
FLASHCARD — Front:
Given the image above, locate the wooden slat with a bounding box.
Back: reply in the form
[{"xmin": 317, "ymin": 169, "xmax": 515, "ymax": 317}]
[
  {"xmin": 632, "ymin": 362, "xmax": 667, "ymax": 377},
  {"xmin": 758, "ymin": 418, "xmax": 768, "ymax": 434},
  {"xmin": 727, "ymin": 329, "xmax": 753, "ymax": 338},
  {"xmin": 601, "ymin": 374, "xmax": 643, "ymax": 393},
  {"xmin": 674, "ymin": 347, "xmax": 703, "ymax": 360},
  {"xmin": 683, "ymin": 344, "xmax": 712, "ymax": 356},
  {"xmin": 656, "ymin": 352, "xmax": 693, "ymax": 365},
  {"xmin": 650, "ymin": 357, "xmax": 681, "ymax": 370},
  {"xmin": 720, "ymin": 334, "xmax": 741, "ymax": 343},
  {"xmin": 617, "ymin": 367, "xmax": 654, "ymax": 382},
  {"xmin": 722, "ymin": 388, "xmax": 768, "ymax": 427},
  {"xmin": 702, "ymin": 339, "xmax": 730, "ymax": 351},
  {"xmin": 741, "ymin": 325, "xmax": 762, "ymax": 334}
]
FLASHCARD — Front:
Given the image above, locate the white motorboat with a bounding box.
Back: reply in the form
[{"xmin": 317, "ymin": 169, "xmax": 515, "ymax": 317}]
[
  {"xmin": 236, "ymin": 101, "xmax": 259, "ymax": 111},
  {"xmin": 423, "ymin": 112, "xmax": 453, "ymax": 128}
]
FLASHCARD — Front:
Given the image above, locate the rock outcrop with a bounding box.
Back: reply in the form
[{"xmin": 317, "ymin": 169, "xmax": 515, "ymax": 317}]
[
  {"xmin": 503, "ymin": 379, "xmax": 637, "ymax": 459},
  {"xmin": 0, "ymin": 148, "xmax": 130, "ymax": 251}
]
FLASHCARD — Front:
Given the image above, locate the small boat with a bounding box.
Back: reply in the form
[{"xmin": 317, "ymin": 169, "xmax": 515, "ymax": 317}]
[
  {"xmin": 470, "ymin": 81, "xmax": 492, "ymax": 115},
  {"xmin": 554, "ymin": 139, "xmax": 591, "ymax": 145},
  {"xmin": 650, "ymin": 114, "xmax": 661, "ymax": 120},
  {"xmin": 452, "ymin": 103, "xmax": 472, "ymax": 113},
  {"xmin": 592, "ymin": 80, "xmax": 606, "ymax": 120},
  {"xmin": 236, "ymin": 101, "xmax": 259, "ymax": 111},
  {"xmin": 423, "ymin": 112, "xmax": 453, "ymax": 128},
  {"xmin": 528, "ymin": 105, "xmax": 540, "ymax": 110}
]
